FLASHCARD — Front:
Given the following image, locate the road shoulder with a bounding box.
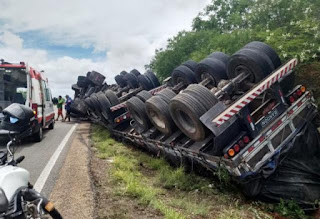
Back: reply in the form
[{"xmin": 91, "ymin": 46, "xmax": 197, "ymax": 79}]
[{"xmin": 49, "ymin": 122, "xmax": 94, "ymax": 219}]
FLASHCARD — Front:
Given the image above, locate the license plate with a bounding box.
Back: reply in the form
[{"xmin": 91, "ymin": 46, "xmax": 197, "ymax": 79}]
[{"xmin": 261, "ymin": 109, "xmax": 278, "ymax": 127}]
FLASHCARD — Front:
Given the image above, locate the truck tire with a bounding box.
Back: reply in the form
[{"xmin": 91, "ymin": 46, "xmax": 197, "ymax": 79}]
[
  {"xmin": 194, "ymin": 58, "xmax": 228, "ymax": 85},
  {"xmin": 171, "ymin": 65, "xmax": 197, "ymax": 86},
  {"xmin": 182, "ymin": 60, "xmax": 198, "ymax": 72},
  {"xmin": 156, "ymin": 88, "xmax": 176, "ymax": 103},
  {"xmin": 145, "ymin": 71, "xmax": 160, "ymax": 87},
  {"xmin": 84, "ymin": 87, "xmax": 95, "ymax": 98},
  {"xmin": 130, "ymin": 69, "xmax": 141, "ymax": 76},
  {"xmin": 146, "ymin": 95, "xmax": 175, "ymax": 135},
  {"xmin": 170, "ymin": 93, "xmax": 208, "ymax": 141},
  {"xmin": 115, "ymin": 75, "xmax": 127, "ymax": 88},
  {"xmin": 126, "ymin": 96, "xmax": 151, "ymax": 131},
  {"xmin": 105, "ymin": 90, "xmax": 120, "ymax": 106},
  {"xmin": 183, "ymin": 84, "xmax": 218, "ymax": 110},
  {"xmin": 120, "ymin": 70, "xmax": 128, "ymax": 76},
  {"xmin": 97, "ymin": 93, "xmax": 111, "ymax": 120},
  {"xmin": 124, "ymin": 73, "xmax": 139, "ymax": 88},
  {"xmin": 244, "ymin": 41, "xmax": 281, "ymax": 69},
  {"xmin": 227, "ymin": 48, "xmax": 275, "ymax": 83},
  {"xmin": 71, "ymin": 84, "xmax": 81, "ymax": 91},
  {"xmin": 138, "ymin": 74, "xmax": 154, "ymax": 91},
  {"xmin": 208, "ymin": 52, "xmax": 229, "ymax": 65},
  {"xmin": 136, "ymin": 90, "xmax": 152, "ymax": 102}
]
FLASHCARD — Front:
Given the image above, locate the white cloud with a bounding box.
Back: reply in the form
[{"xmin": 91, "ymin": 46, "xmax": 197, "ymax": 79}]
[{"xmin": 0, "ymin": 0, "xmax": 210, "ymax": 97}]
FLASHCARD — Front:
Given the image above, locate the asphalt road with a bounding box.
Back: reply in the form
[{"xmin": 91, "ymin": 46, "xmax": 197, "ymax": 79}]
[{"xmin": 0, "ymin": 121, "xmax": 76, "ymax": 197}]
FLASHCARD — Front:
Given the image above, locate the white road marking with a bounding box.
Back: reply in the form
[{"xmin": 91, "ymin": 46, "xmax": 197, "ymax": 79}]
[{"xmin": 34, "ymin": 124, "xmax": 78, "ymax": 192}]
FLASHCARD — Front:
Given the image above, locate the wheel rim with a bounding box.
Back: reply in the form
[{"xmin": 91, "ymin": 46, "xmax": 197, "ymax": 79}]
[
  {"xmin": 235, "ymin": 65, "xmax": 255, "ymax": 82},
  {"xmin": 150, "ymin": 110, "xmax": 166, "ymax": 129},
  {"xmin": 176, "ymin": 110, "xmax": 195, "ymax": 134}
]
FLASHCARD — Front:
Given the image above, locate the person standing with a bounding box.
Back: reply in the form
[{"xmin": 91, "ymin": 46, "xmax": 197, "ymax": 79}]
[
  {"xmin": 56, "ymin": 96, "xmax": 65, "ymax": 121},
  {"xmin": 64, "ymin": 95, "xmax": 73, "ymax": 122}
]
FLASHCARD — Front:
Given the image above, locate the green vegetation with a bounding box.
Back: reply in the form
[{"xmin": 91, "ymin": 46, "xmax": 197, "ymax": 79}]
[
  {"xmin": 92, "ymin": 125, "xmax": 275, "ymax": 218},
  {"xmin": 147, "ymin": 0, "xmax": 320, "ymax": 101}
]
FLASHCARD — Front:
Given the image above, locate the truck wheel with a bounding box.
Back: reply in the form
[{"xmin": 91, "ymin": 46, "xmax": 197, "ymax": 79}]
[
  {"xmin": 120, "ymin": 70, "xmax": 128, "ymax": 76},
  {"xmin": 115, "ymin": 75, "xmax": 127, "ymax": 88},
  {"xmin": 156, "ymin": 88, "xmax": 176, "ymax": 103},
  {"xmin": 138, "ymin": 74, "xmax": 154, "ymax": 91},
  {"xmin": 171, "ymin": 65, "xmax": 197, "ymax": 86},
  {"xmin": 145, "ymin": 71, "xmax": 160, "ymax": 87},
  {"xmin": 105, "ymin": 90, "xmax": 120, "ymax": 106},
  {"xmin": 126, "ymin": 96, "xmax": 151, "ymax": 131},
  {"xmin": 244, "ymin": 41, "xmax": 281, "ymax": 69},
  {"xmin": 169, "ymin": 93, "xmax": 208, "ymax": 141},
  {"xmin": 130, "ymin": 69, "xmax": 141, "ymax": 76},
  {"xmin": 183, "ymin": 84, "xmax": 218, "ymax": 110},
  {"xmin": 97, "ymin": 93, "xmax": 111, "ymax": 121},
  {"xmin": 208, "ymin": 52, "xmax": 229, "ymax": 65},
  {"xmin": 227, "ymin": 48, "xmax": 275, "ymax": 83},
  {"xmin": 34, "ymin": 127, "xmax": 43, "ymax": 142},
  {"xmin": 48, "ymin": 120, "xmax": 55, "ymax": 130},
  {"xmin": 136, "ymin": 90, "xmax": 152, "ymax": 102},
  {"xmin": 182, "ymin": 60, "xmax": 198, "ymax": 72},
  {"xmin": 124, "ymin": 73, "xmax": 139, "ymax": 89},
  {"xmin": 194, "ymin": 58, "xmax": 228, "ymax": 85},
  {"xmin": 146, "ymin": 95, "xmax": 175, "ymax": 135}
]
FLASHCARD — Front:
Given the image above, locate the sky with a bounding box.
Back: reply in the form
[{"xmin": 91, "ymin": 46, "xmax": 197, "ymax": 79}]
[{"xmin": 0, "ymin": 0, "xmax": 210, "ymax": 97}]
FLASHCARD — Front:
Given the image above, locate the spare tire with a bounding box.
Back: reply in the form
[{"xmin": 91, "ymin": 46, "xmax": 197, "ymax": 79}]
[
  {"xmin": 130, "ymin": 69, "xmax": 141, "ymax": 76},
  {"xmin": 194, "ymin": 58, "xmax": 228, "ymax": 85},
  {"xmin": 208, "ymin": 52, "xmax": 229, "ymax": 66},
  {"xmin": 170, "ymin": 93, "xmax": 208, "ymax": 141},
  {"xmin": 244, "ymin": 41, "xmax": 281, "ymax": 69},
  {"xmin": 146, "ymin": 95, "xmax": 175, "ymax": 135},
  {"xmin": 145, "ymin": 71, "xmax": 160, "ymax": 87},
  {"xmin": 183, "ymin": 84, "xmax": 218, "ymax": 111},
  {"xmin": 126, "ymin": 96, "xmax": 151, "ymax": 132},
  {"xmin": 182, "ymin": 60, "xmax": 198, "ymax": 72},
  {"xmin": 124, "ymin": 73, "xmax": 139, "ymax": 88},
  {"xmin": 227, "ymin": 48, "xmax": 275, "ymax": 83},
  {"xmin": 115, "ymin": 75, "xmax": 127, "ymax": 88},
  {"xmin": 136, "ymin": 90, "xmax": 152, "ymax": 102},
  {"xmin": 105, "ymin": 90, "xmax": 120, "ymax": 106},
  {"xmin": 138, "ymin": 74, "xmax": 154, "ymax": 91},
  {"xmin": 171, "ymin": 65, "xmax": 197, "ymax": 86}
]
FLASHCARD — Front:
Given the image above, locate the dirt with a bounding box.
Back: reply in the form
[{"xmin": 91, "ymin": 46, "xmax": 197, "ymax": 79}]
[
  {"xmin": 49, "ymin": 122, "xmax": 94, "ymax": 219},
  {"xmin": 89, "ymin": 139, "xmax": 163, "ymax": 219}
]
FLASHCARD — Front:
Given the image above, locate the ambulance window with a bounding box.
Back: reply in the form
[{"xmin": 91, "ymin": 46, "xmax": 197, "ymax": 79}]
[{"xmin": 44, "ymin": 82, "xmax": 51, "ymax": 101}]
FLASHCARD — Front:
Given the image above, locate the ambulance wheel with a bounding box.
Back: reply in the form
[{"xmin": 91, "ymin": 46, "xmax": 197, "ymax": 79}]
[
  {"xmin": 48, "ymin": 120, "xmax": 55, "ymax": 130},
  {"xmin": 34, "ymin": 127, "xmax": 43, "ymax": 142}
]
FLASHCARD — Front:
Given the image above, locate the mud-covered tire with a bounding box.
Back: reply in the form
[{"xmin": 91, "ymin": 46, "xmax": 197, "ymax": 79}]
[
  {"xmin": 156, "ymin": 88, "xmax": 176, "ymax": 103},
  {"xmin": 130, "ymin": 69, "xmax": 141, "ymax": 76},
  {"xmin": 227, "ymin": 48, "xmax": 275, "ymax": 83},
  {"xmin": 183, "ymin": 84, "xmax": 218, "ymax": 110},
  {"xmin": 115, "ymin": 74, "xmax": 127, "ymax": 88},
  {"xmin": 182, "ymin": 60, "xmax": 198, "ymax": 72},
  {"xmin": 145, "ymin": 71, "xmax": 160, "ymax": 87},
  {"xmin": 244, "ymin": 41, "xmax": 281, "ymax": 69},
  {"xmin": 105, "ymin": 90, "xmax": 120, "ymax": 106},
  {"xmin": 171, "ymin": 65, "xmax": 197, "ymax": 86},
  {"xmin": 124, "ymin": 73, "xmax": 139, "ymax": 88},
  {"xmin": 194, "ymin": 58, "xmax": 228, "ymax": 85},
  {"xmin": 136, "ymin": 90, "xmax": 152, "ymax": 102},
  {"xmin": 146, "ymin": 95, "xmax": 174, "ymax": 135},
  {"xmin": 208, "ymin": 52, "xmax": 229, "ymax": 65},
  {"xmin": 126, "ymin": 96, "xmax": 151, "ymax": 131},
  {"xmin": 138, "ymin": 74, "xmax": 154, "ymax": 91},
  {"xmin": 170, "ymin": 93, "xmax": 208, "ymax": 141}
]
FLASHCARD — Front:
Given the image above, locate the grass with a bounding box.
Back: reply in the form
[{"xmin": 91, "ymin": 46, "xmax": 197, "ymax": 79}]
[{"xmin": 92, "ymin": 124, "xmax": 304, "ymax": 219}]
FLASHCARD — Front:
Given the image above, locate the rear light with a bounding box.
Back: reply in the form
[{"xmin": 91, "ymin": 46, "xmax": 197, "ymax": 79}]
[
  {"xmin": 289, "ymin": 96, "xmax": 295, "ymax": 103},
  {"xmin": 296, "ymin": 89, "xmax": 302, "ymax": 96},
  {"xmin": 228, "ymin": 148, "xmax": 235, "ymax": 157},
  {"xmin": 223, "ymin": 154, "xmax": 229, "ymax": 159},
  {"xmin": 32, "ymin": 104, "xmax": 38, "ymax": 118},
  {"xmin": 300, "ymin": 86, "xmax": 306, "ymax": 93},
  {"xmin": 293, "ymin": 92, "xmax": 298, "ymax": 100},
  {"xmin": 233, "ymin": 144, "xmax": 240, "ymax": 152},
  {"xmin": 243, "ymin": 136, "xmax": 250, "ymax": 144},
  {"xmin": 238, "ymin": 140, "xmax": 244, "ymax": 148}
]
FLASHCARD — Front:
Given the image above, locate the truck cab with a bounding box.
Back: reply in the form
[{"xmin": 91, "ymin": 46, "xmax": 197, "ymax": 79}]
[{"xmin": 0, "ymin": 60, "xmax": 55, "ymax": 141}]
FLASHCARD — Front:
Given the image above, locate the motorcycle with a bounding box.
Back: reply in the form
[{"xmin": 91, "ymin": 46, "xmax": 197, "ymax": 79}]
[{"xmin": 0, "ymin": 104, "xmax": 62, "ymax": 219}]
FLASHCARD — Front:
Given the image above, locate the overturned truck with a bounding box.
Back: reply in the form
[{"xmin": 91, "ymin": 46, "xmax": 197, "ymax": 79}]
[{"xmin": 70, "ymin": 41, "xmax": 320, "ymax": 208}]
